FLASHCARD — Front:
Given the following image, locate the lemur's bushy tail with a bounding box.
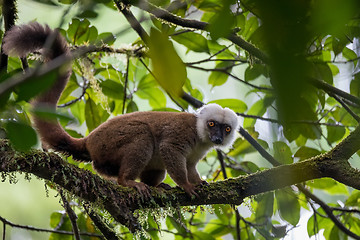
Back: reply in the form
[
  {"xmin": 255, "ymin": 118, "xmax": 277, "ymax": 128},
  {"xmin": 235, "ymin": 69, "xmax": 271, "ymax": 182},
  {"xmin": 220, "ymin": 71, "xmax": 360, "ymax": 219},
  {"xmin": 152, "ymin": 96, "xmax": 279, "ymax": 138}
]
[
  {"xmin": 3, "ymin": 22, "xmax": 67, "ymax": 60},
  {"xmin": 3, "ymin": 22, "xmax": 91, "ymax": 161}
]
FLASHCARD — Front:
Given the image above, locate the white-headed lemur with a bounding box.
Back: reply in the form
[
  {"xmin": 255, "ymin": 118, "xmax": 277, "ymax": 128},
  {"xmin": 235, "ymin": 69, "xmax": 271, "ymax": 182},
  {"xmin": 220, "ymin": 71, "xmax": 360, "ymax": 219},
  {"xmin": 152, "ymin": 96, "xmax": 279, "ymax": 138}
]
[{"xmin": 2, "ymin": 22, "xmax": 240, "ymax": 197}]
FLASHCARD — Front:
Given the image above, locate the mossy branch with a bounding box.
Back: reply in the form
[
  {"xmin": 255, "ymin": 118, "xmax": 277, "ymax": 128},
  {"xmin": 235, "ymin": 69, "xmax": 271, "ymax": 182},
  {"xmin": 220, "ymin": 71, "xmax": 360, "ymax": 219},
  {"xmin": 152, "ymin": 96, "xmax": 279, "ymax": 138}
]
[{"xmin": 1, "ymin": 126, "xmax": 360, "ymax": 232}]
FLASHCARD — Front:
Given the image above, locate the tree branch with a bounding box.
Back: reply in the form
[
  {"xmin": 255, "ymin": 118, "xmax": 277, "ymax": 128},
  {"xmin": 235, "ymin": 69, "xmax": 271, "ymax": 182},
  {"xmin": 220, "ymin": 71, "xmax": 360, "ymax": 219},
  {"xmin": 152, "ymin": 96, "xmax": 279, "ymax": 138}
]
[
  {"xmin": 127, "ymin": 0, "xmax": 269, "ymax": 62},
  {"xmin": 2, "ymin": 124, "xmax": 360, "ymax": 231},
  {"xmin": 309, "ymin": 77, "xmax": 360, "ymax": 107},
  {"xmin": 329, "ymin": 92, "xmax": 360, "ymax": 122},
  {"xmin": 0, "ymin": 215, "xmax": 102, "ymax": 238},
  {"xmin": 83, "ymin": 203, "xmax": 116, "ymax": 240},
  {"xmin": 59, "ymin": 188, "xmax": 81, "ymax": 240},
  {"xmin": 299, "ymin": 185, "xmax": 360, "ymax": 239},
  {"xmin": 114, "ymin": 1, "xmax": 149, "ymax": 43}
]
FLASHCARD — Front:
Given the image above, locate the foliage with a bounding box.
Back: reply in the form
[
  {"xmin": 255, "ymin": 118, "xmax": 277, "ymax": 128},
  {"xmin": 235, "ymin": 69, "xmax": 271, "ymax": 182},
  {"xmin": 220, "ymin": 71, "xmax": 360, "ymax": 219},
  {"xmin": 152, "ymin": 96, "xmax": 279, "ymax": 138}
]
[{"xmin": 1, "ymin": 0, "xmax": 360, "ymax": 239}]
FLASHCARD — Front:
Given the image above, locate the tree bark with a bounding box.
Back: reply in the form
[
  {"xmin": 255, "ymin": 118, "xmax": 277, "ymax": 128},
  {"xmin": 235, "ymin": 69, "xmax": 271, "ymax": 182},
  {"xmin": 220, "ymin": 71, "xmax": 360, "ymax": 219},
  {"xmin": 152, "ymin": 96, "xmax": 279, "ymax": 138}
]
[{"xmin": 1, "ymin": 125, "xmax": 360, "ymax": 232}]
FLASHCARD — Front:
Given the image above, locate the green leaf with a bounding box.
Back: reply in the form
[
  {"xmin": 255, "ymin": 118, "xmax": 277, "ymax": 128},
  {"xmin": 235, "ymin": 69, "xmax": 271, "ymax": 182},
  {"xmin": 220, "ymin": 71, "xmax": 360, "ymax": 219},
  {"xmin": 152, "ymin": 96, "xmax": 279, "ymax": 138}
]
[
  {"xmin": 294, "ymin": 146, "xmax": 321, "ymax": 160},
  {"xmin": 307, "ymin": 178, "xmax": 336, "ymax": 189},
  {"xmin": 307, "ymin": 209, "xmax": 334, "ymax": 238},
  {"xmin": 214, "ymin": 204, "xmax": 233, "ymax": 223},
  {"xmin": 208, "ymin": 61, "xmax": 233, "ymax": 87},
  {"xmin": 207, "ymin": 0, "xmax": 236, "ymax": 40},
  {"xmin": 350, "ymin": 73, "xmax": 360, "ymax": 97},
  {"xmin": 67, "ymin": 18, "xmax": 98, "ymax": 45},
  {"xmin": 96, "ymin": 32, "xmax": 116, "ymax": 45},
  {"xmin": 244, "ymin": 64, "xmax": 268, "ymax": 82},
  {"xmin": 229, "ymin": 129, "xmax": 268, "ymax": 157},
  {"xmin": 49, "ymin": 212, "xmax": 63, "ymax": 229},
  {"xmin": 312, "ymin": 63, "xmax": 333, "ymax": 84},
  {"xmin": 70, "ymin": 100, "xmax": 86, "ymax": 125},
  {"xmin": 136, "ymin": 75, "xmax": 167, "ymax": 108},
  {"xmin": 331, "ymin": 37, "xmax": 347, "ymax": 56},
  {"xmin": 32, "ymin": 106, "xmax": 73, "ymax": 122},
  {"xmin": 326, "ymin": 182, "xmax": 349, "ymax": 195},
  {"xmin": 283, "ymin": 126, "xmax": 300, "ymax": 142},
  {"xmin": 329, "ymin": 225, "xmax": 342, "ymax": 240},
  {"xmin": 0, "ymin": 72, "xmax": 13, "ymax": 107},
  {"xmin": 203, "ymin": 219, "xmax": 231, "ymax": 237},
  {"xmin": 312, "ymin": 0, "xmax": 357, "ymax": 36},
  {"xmin": 343, "ymin": 47, "xmax": 358, "ymax": 66},
  {"xmin": 85, "ymin": 98, "xmax": 109, "ymax": 132},
  {"xmin": 307, "ymin": 214, "xmax": 317, "ymax": 237},
  {"xmin": 100, "ymin": 79, "xmax": 124, "ymax": 99},
  {"xmin": 58, "ymin": 75, "xmax": 78, "ymax": 105},
  {"xmin": 172, "ymin": 31, "xmax": 209, "ymax": 53},
  {"xmin": 85, "ymin": 98, "xmax": 101, "ymax": 132},
  {"xmin": 255, "ymin": 192, "xmax": 274, "ymax": 223},
  {"xmin": 148, "ymin": 28, "xmax": 186, "ymax": 97},
  {"xmin": 16, "ymin": 71, "xmax": 57, "ymax": 102},
  {"xmin": 77, "ymin": 213, "xmax": 99, "ymax": 237},
  {"xmin": 166, "ymin": 216, "xmax": 187, "ymax": 235},
  {"xmin": 243, "ymin": 96, "xmax": 274, "ymax": 128},
  {"xmin": 273, "ymin": 141, "xmax": 293, "ymax": 164},
  {"xmin": 77, "ymin": 9, "xmax": 98, "ymax": 19},
  {"xmin": 126, "ymin": 101, "xmax": 138, "ymax": 113},
  {"xmin": 346, "ymin": 190, "xmax": 360, "ymax": 206},
  {"xmin": 308, "ymin": 179, "xmax": 348, "ymax": 195},
  {"xmin": 65, "ymin": 129, "xmax": 83, "ymax": 138},
  {"xmin": 241, "ymin": 15, "xmax": 259, "ymax": 41},
  {"xmin": 275, "ymin": 188, "xmax": 300, "ymax": 226},
  {"xmin": 58, "ymin": 0, "xmax": 75, "ymax": 4},
  {"xmin": 49, "ymin": 212, "xmax": 72, "ymax": 240},
  {"xmin": 5, "ymin": 121, "xmax": 37, "ymax": 151},
  {"xmin": 208, "ymin": 98, "xmax": 247, "ymax": 113},
  {"xmin": 193, "ymin": 231, "xmax": 217, "ymax": 240},
  {"xmin": 328, "ymin": 63, "xmax": 339, "ymax": 76},
  {"xmin": 197, "ymin": 0, "xmax": 222, "ymax": 11},
  {"xmin": 146, "ymin": 213, "xmax": 160, "ymax": 240},
  {"xmin": 207, "ymin": 41, "xmax": 235, "ymax": 58},
  {"xmin": 327, "ymin": 120, "xmax": 346, "ymax": 143},
  {"xmin": 136, "ymin": 87, "xmax": 166, "ymax": 109},
  {"xmin": 332, "ymin": 107, "xmax": 358, "ymax": 126}
]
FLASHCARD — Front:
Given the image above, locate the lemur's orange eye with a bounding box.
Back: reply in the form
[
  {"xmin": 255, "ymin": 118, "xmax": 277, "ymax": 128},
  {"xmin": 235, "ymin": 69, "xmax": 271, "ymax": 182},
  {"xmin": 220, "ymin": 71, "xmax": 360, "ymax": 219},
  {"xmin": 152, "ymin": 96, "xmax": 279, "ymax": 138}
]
[
  {"xmin": 208, "ymin": 121, "xmax": 215, "ymax": 127},
  {"xmin": 225, "ymin": 126, "xmax": 231, "ymax": 133}
]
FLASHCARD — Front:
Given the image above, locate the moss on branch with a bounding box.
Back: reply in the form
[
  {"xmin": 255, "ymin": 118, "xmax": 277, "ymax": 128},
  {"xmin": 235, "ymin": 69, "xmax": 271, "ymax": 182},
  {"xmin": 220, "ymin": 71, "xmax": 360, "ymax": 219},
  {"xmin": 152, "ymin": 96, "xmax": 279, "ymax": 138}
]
[{"xmin": 1, "ymin": 124, "xmax": 360, "ymax": 231}]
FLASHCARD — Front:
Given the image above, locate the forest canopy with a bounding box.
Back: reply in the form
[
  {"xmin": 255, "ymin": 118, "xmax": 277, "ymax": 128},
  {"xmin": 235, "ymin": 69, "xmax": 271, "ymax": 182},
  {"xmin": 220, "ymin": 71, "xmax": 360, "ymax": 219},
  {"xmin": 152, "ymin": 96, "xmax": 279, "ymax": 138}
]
[{"xmin": 1, "ymin": 0, "xmax": 360, "ymax": 239}]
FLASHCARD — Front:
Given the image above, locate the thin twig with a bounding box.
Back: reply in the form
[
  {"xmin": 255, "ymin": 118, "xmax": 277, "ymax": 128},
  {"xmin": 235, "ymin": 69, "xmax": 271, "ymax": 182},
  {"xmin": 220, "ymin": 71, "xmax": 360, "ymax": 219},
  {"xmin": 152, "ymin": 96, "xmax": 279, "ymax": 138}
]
[
  {"xmin": 332, "ymin": 207, "xmax": 360, "ymax": 215},
  {"xmin": 298, "ymin": 185, "xmax": 360, "ymax": 239},
  {"xmin": 217, "ymin": 150, "xmax": 228, "ymax": 179},
  {"xmin": 329, "ymin": 93, "xmax": 360, "ymax": 122},
  {"xmin": 72, "ymin": 45, "xmax": 146, "ymax": 57},
  {"xmin": 2, "ymin": 220, "xmax": 5, "ymax": 240},
  {"xmin": 309, "ymin": 77, "xmax": 360, "ymax": 107},
  {"xmin": 238, "ymin": 112, "xmax": 346, "ymax": 127},
  {"xmin": 188, "ymin": 64, "xmax": 273, "ymax": 91},
  {"xmin": 122, "ymin": 56, "xmax": 130, "ymax": 114},
  {"xmin": 216, "ymin": 150, "xmax": 241, "ymax": 240},
  {"xmin": 59, "ymin": 188, "xmax": 81, "ymax": 240},
  {"xmin": 58, "ymin": 77, "xmax": 89, "ymax": 108},
  {"xmin": 0, "ymin": 215, "xmax": 101, "ymax": 238},
  {"xmin": 83, "ymin": 203, "xmax": 116, "ymax": 240}
]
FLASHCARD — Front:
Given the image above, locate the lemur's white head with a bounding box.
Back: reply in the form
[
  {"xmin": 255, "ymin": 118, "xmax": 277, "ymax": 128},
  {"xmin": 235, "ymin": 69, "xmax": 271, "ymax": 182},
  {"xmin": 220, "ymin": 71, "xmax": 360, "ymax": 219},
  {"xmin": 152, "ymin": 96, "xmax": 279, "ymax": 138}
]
[{"xmin": 195, "ymin": 103, "xmax": 240, "ymax": 148}]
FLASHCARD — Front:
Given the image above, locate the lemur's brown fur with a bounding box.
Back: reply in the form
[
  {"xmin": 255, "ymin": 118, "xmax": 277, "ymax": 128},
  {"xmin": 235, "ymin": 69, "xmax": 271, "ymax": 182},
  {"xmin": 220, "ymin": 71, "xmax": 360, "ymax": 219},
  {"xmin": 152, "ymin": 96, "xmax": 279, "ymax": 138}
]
[{"xmin": 3, "ymin": 22, "xmax": 239, "ymax": 197}]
